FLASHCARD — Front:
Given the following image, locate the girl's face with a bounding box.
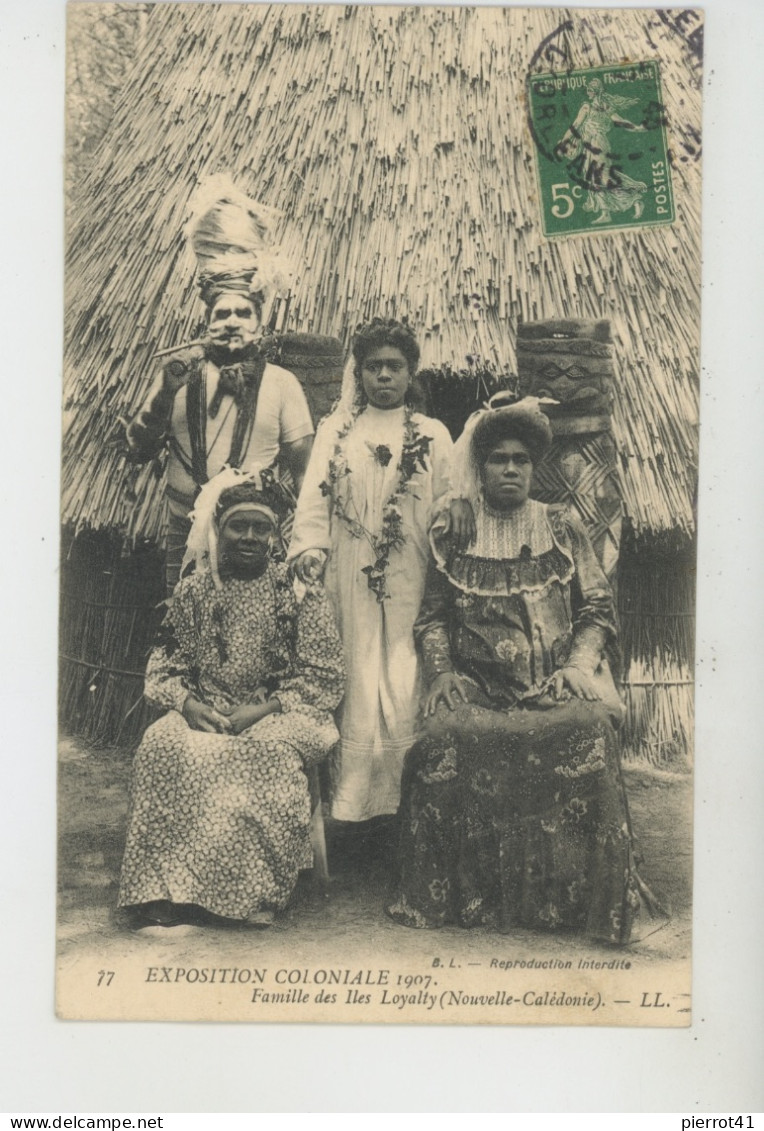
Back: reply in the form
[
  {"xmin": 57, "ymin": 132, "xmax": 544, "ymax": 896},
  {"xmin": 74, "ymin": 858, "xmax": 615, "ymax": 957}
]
[
  {"xmin": 480, "ymin": 438, "xmax": 533, "ymax": 511},
  {"xmin": 359, "ymin": 346, "xmax": 411, "ymax": 410}
]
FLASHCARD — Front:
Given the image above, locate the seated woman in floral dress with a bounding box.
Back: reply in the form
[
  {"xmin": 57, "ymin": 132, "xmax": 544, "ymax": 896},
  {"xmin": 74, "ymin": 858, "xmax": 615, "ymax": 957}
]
[
  {"xmin": 118, "ymin": 467, "xmax": 344, "ymax": 929},
  {"xmin": 387, "ymin": 397, "xmax": 652, "ymax": 945}
]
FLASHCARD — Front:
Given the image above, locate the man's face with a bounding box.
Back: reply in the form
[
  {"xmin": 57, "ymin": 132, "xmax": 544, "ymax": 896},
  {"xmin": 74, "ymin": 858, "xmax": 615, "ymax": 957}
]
[{"xmin": 207, "ymin": 292, "xmax": 260, "ymax": 353}]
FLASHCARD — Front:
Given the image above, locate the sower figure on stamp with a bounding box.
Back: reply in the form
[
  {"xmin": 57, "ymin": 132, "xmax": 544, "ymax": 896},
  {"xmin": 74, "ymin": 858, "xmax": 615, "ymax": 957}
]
[
  {"xmin": 555, "ymin": 79, "xmax": 648, "ymax": 226},
  {"xmin": 126, "ymin": 179, "xmax": 314, "ymax": 594}
]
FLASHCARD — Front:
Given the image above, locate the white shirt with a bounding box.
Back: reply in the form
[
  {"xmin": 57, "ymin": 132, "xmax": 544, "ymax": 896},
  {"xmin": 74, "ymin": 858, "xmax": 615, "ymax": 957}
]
[{"xmin": 166, "ymin": 360, "xmax": 313, "ymax": 509}]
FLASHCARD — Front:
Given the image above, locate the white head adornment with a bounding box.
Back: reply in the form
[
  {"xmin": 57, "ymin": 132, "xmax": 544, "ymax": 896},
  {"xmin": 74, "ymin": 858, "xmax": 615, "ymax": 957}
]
[
  {"xmin": 449, "ymin": 392, "xmax": 557, "ymax": 508},
  {"xmin": 180, "ymin": 465, "xmax": 278, "ymax": 589},
  {"xmin": 187, "ymin": 174, "xmax": 294, "ymax": 312}
]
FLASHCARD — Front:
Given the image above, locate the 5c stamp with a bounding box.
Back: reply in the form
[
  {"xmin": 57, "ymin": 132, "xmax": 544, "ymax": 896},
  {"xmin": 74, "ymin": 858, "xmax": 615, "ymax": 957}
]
[{"xmin": 528, "ymin": 60, "xmax": 675, "ymax": 238}]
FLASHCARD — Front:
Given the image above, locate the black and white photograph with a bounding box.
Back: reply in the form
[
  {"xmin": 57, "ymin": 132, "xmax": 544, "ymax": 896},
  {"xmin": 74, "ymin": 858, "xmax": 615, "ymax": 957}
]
[{"xmin": 55, "ymin": 2, "xmax": 704, "ymax": 1026}]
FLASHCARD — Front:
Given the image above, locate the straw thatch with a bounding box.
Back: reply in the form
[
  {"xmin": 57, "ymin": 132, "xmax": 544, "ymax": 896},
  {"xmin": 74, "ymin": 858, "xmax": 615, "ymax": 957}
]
[
  {"xmin": 63, "ymin": 3, "xmax": 701, "ymax": 545},
  {"xmin": 617, "ymin": 524, "xmax": 696, "ymax": 766},
  {"xmin": 61, "ymin": 4, "xmax": 701, "ymax": 761}
]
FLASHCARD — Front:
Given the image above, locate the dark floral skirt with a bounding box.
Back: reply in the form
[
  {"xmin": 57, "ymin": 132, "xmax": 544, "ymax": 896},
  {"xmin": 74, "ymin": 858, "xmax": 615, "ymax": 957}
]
[{"xmin": 387, "ymin": 688, "xmax": 642, "ymax": 944}]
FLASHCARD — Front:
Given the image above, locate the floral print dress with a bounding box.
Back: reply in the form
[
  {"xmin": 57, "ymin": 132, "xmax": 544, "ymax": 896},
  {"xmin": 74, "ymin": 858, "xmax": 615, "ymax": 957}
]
[
  {"xmin": 118, "ymin": 564, "xmax": 344, "ymax": 919},
  {"xmin": 387, "ymin": 502, "xmax": 643, "ymax": 945}
]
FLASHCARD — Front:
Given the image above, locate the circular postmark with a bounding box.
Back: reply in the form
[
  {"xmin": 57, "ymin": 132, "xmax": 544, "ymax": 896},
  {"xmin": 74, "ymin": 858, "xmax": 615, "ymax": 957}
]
[{"xmin": 525, "ymin": 21, "xmax": 677, "ymax": 236}]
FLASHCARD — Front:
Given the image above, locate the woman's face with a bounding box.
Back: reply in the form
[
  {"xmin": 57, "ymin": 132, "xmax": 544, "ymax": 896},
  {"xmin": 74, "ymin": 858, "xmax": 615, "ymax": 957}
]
[
  {"xmin": 480, "ymin": 438, "xmax": 534, "ymax": 511},
  {"xmin": 218, "ymin": 509, "xmax": 274, "ymax": 574},
  {"xmin": 359, "ymin": 346, "xmax": 411, "ymax": 410}
]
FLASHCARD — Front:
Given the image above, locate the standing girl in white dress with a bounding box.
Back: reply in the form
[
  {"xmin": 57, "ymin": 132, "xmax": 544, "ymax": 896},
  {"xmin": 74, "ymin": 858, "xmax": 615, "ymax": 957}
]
[{"xmin": 289, "ymin": 319, "xmax": 459, "ymax": 826}]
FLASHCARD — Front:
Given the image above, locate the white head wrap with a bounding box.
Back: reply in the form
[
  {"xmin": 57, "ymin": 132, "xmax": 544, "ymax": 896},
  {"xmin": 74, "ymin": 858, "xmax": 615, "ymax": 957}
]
[
  {"xmin": 180, "ymin": 466, "xmax": 278, "ymax": 590},
  {"xmin": 187, "ymin": 174, "xmax": 295, "ymax": 311},
  {"xmin": 336, "ymin": 352, "xmax": 363, "ymax": 416},
  {"xmin": 449, "ymin": 393, "xmax": 557, "ymax": 508}
]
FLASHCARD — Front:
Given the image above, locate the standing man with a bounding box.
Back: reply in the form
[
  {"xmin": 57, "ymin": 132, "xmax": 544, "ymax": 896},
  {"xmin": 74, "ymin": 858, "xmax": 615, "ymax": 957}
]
[{"xmin": 126, "ymin": 180, "xmax": 314, "ymax": 592}]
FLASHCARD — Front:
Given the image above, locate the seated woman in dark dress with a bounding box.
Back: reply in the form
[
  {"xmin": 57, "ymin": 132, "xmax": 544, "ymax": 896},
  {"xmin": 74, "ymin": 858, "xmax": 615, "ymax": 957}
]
[{"xmin": 387, "ymin": 397, "xmax": 652, "ymax": 945}]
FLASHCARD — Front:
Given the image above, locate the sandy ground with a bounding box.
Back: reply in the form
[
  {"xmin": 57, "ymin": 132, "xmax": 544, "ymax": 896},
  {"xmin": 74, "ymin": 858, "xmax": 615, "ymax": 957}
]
[{"xmin": 57, "ymin": 734, "xmax": 692, "ymax": 977}]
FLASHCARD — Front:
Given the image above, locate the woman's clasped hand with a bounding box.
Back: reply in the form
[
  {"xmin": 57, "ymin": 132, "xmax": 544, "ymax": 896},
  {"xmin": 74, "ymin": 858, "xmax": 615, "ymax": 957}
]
[
  {"xmin": 118, "ymin": 467, "xmax": 344, "ymax": 930},
  {"xmin": 386, "ymin": 395, "xmax": 658, "ymax": 945},
  {"xmin": 182, "ymin": 688, "xmax": 280, "ymax": 735}
]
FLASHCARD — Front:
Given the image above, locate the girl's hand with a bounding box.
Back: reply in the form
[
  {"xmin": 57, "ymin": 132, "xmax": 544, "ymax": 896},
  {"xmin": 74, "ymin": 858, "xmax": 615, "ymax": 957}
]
[{"xmin": 292, "ymin": 549, "xmax": 327, "ymax": 584}]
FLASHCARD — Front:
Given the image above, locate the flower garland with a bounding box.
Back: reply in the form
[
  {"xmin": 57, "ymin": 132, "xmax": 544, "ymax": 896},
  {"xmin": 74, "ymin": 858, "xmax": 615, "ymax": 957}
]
[{"xmin": 318, "ymin": 406, "xmax": 432, "ymax": 602}]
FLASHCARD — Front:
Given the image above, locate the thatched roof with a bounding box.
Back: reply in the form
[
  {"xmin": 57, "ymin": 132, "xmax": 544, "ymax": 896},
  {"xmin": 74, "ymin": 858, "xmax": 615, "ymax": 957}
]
[{"xmin": 63, "ymin": 4, "xmax": 701, "ymax": 544}]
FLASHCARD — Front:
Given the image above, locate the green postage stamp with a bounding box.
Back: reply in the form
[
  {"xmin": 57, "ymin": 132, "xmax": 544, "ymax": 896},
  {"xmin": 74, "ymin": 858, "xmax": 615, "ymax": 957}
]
[{"xmin": 528, "ymin": 60, "xmax": 675, "ymax": 238}]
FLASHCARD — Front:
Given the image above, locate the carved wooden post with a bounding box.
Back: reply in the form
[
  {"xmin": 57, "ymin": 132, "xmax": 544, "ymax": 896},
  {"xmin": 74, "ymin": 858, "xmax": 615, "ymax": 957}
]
[{"xmin": 516, "ymin": 319, "xmax": 622, "ymax": 583}]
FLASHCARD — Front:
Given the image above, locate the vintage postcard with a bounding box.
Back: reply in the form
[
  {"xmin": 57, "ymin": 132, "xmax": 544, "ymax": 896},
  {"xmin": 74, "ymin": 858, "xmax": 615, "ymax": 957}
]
[{"xmin": 58, "ymin": 3, "xmax": 702, "ymax": 1025}]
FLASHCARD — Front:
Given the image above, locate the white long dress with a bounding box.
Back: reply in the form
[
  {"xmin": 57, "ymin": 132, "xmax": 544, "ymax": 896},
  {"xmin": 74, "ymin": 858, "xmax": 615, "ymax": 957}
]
[{"xmin": 289, "ymin": 405, "xmax": 453, "ymax": 821}]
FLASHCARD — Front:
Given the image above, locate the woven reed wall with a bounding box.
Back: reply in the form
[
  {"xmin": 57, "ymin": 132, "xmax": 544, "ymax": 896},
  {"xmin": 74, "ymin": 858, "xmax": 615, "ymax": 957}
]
[
  {"xmin": 59, "ymin": 528, "xmax": 164, "ymax": 748},
  {"xmin": 618, "ymin": 526, "xmax": 696, "ymax": 767}
]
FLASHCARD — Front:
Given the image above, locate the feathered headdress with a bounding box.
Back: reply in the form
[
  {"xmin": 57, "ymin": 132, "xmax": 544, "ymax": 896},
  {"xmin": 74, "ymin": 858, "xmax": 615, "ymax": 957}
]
[{"xmin": 186, "ymin": 174, "xmax": 294, "ymax": 310}]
